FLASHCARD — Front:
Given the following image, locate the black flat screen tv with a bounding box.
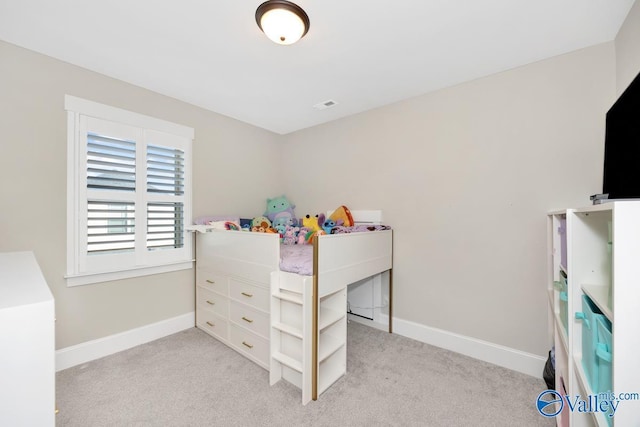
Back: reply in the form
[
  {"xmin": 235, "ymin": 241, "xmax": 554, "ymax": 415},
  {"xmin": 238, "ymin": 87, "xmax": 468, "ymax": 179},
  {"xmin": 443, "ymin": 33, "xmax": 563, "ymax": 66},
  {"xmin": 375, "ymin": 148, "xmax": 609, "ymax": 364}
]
[{"xmin": 602, "ymin": 70, "xmax": 640, "ymax": 199}]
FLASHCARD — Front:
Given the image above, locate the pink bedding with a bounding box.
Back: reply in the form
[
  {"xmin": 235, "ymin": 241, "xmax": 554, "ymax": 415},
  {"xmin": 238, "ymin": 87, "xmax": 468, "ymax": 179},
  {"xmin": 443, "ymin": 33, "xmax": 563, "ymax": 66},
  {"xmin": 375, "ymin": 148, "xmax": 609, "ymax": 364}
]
[
  {"xmin": 278, "ymin": 225, "xmax": 392, "ymax": 276},
  {"xmin": 279, "ymin": 244, "xmax": 314, "ymax": 276}
]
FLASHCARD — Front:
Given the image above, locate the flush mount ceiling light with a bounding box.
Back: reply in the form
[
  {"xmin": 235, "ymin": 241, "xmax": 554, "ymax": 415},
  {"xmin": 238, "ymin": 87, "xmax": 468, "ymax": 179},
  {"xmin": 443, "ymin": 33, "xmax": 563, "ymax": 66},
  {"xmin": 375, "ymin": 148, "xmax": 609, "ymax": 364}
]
[{"xmin": 255, "ymin": 0, "xmax": 310, "ymax": 45}]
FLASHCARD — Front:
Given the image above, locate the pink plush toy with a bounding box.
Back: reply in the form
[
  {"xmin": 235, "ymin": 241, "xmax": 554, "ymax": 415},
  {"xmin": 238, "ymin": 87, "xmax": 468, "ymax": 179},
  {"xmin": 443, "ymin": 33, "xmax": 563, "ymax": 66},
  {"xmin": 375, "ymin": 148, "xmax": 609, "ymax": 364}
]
[
  {"xmin": 297, "ymin": 227, "xmax": 309, "ymax": 244},
  {"xmin": 283, "ymin": 226, "xmax": 299, "ymax": 245}
]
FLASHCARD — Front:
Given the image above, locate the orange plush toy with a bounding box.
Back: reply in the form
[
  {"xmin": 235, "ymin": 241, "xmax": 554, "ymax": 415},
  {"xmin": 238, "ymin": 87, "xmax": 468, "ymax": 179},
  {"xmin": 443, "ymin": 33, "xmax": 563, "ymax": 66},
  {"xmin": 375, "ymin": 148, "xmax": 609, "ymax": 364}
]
[
  {"xmin": 306, "ymin": 229, "xmax": 326, "ymax": 244},
  {"xmin": 329, "ymin": 205, "xmax": 354, "ymax": 227}
]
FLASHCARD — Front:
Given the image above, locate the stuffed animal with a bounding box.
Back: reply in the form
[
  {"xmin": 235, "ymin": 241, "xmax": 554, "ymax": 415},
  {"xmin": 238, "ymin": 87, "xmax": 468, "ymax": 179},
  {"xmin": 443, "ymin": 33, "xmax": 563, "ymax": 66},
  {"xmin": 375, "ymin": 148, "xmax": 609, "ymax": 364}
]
[
  {"xmin": 251, "ymin": 216, "xmax": 271, "ymax": 229},
  {"xmin": 318, "ymin": 213, "xmax": 343, "ymax": 234},
  {"xmin": 265, "ymin": 196, "xmax": 298, "ymax": 227},
  {"xmin": 301, "ymin": 214, "xmax": 322, "ymax": 233},
  {"xmin": 297, "ymin": 227, "xmax": 309, "ymax": 244},
  {"xmin": 272, "ymin": 215, "xmax": 295, "ymax": 229},
  {"xmin": 329, "ymin": 205, "xmax": 354, "ymax": 227},
  {"xmin": 251, "ymin": 216, "xmax": 273, "ymax": 232},
  {"xmin": 224, "ymin": 221, "xmax": 241, "ymax": 231},
  {"xmin": 282, "ymin": 226, "xmax": 299, "ymax": 245},
  {"xmin": 274, "ymin": 223, "xmax": 287, "ymax": 235},
  {"xmin": 305, "ymin": 229, "xmax": 326, "ymax": 244}
]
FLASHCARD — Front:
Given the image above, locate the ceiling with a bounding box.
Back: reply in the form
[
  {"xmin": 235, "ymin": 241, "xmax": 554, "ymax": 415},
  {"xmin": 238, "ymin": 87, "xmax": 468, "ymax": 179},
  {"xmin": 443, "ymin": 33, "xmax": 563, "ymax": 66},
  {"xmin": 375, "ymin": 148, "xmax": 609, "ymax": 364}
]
[{"xmin": 0, "ymin": 0, "xmax": 635, "ymax": 134}]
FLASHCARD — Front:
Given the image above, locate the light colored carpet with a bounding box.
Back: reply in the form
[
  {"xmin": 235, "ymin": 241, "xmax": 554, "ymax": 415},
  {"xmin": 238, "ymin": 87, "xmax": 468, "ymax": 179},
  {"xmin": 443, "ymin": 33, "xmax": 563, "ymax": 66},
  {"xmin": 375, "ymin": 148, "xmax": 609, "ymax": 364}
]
[{"xmin": 56, "ymin": 322, "xmax": 553, "ymax": 426}]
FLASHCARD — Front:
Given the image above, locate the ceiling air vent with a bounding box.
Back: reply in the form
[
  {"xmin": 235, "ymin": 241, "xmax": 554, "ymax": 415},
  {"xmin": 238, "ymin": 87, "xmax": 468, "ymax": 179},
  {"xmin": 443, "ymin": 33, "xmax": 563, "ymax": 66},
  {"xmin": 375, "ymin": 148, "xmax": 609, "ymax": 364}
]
[{"xmin": 313, "ymin": 99, "xmax": 338, "ymax": 110}]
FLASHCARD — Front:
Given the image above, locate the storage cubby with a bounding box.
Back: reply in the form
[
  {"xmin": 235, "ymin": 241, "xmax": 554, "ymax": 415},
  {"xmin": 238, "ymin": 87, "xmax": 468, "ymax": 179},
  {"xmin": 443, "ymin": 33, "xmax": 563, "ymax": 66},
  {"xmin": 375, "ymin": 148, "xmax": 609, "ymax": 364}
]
[
  {"xmin": 318, "ymin": 290, "xmax": 347, "ymax": 394},
  {"xmin": 269, "ymin": 271, "xmax": 347, "ymax": 405},
  {"xmin": 548, "ymin": 203, "xmax": 640, "ymax": 426}
]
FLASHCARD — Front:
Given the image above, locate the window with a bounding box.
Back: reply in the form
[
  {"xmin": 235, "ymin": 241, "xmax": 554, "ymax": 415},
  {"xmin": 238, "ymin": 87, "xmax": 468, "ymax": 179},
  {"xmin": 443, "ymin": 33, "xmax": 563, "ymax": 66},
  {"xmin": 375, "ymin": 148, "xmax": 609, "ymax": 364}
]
[{"xmin": 65, "ymin": 95, "xmax": 193, "ymax": 286}]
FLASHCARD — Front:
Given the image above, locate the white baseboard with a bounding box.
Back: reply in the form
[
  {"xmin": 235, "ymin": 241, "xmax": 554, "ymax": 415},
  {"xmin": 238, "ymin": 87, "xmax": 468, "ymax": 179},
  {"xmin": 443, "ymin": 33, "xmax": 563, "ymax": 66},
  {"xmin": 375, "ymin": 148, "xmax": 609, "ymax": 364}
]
[
  {"xmin": 56, "ymin": 311, "xmax": 546, "ymax": 378},
  {"xmin": 348, "ymin": 312, "xmax": 389, "ymax": 331},
  {"xmin": 56, "ymin": 312, "xmax": 195, "ymax": 372},
  {"xmin": 351, "ymin": 313, "xmax": 546, "ymax": 378}
]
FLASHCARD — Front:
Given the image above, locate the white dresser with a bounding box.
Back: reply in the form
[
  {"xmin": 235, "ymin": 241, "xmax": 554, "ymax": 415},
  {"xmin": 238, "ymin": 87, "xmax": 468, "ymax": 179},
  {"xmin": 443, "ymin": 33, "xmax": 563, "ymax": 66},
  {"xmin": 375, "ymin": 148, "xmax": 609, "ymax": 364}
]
[
  {"xmin": 0, "ymin": 252, "xmax": 55, "ymax": 426},
  {"xmin": 195, "ymin": 230, "xmax": 279, "ymax": 369}
]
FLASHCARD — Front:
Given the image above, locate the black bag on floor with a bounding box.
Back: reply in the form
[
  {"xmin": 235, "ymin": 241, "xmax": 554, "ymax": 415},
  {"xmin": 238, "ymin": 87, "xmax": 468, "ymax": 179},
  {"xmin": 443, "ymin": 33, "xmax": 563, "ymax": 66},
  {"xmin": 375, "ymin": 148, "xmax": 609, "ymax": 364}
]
[{"xmin": 542, "ymin": 349, "xmax": 555, "ymax": 390}]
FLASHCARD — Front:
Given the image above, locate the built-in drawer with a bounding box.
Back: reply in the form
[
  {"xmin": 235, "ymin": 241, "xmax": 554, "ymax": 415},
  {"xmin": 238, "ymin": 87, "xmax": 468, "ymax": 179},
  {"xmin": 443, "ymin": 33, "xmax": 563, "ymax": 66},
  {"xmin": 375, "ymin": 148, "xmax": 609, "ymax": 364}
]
[
  {"xmin": 196, "ymin": 267, "xmax": 228, "ymax": 295},
  {"xmin": 197, "ymin": 310, "xmax": 228, "ymax": 341},
  {"xmin": 196, "ymin": 285, "xmax": 229, "ymax": 318},
  {"xmin": 229, "ymin": 300, "xmax": 269, "ymax": 339},
  {"xmin": 229, "ymin": 323, "xmax": 269, "ymax": 368},
  {"xmin": 229, "ymin": 278, "xmax": 269, "ymax": 312}
]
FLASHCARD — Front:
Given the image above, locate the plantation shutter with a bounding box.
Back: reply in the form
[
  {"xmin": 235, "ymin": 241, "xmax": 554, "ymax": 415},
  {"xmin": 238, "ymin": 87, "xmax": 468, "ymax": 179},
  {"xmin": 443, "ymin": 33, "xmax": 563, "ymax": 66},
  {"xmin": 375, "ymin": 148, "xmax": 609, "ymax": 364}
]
[
  {"xmin": 87, "ymin": 201, "xmax": 135, "ymax": 253},
  {"xmin": 146, "ymin": 202, "xmax": 184, "ymax": 250},
  {"xmin": 66, "ymin": 95, "xmax": 193, "ymax": 284},
  {"xmin": 86, "ymin": 132, "xmax": 137, "ymax": 254},
  {"xmin": 146, "ymin": 144, "xmax": 185, "ymax": 250},
  {"xmin": 86, "ymin": 133, "xmax": 136, "ymax": 191},
  {"xmin": 146, "ymin": 144, "xmax": 184, "ymax": 195}
]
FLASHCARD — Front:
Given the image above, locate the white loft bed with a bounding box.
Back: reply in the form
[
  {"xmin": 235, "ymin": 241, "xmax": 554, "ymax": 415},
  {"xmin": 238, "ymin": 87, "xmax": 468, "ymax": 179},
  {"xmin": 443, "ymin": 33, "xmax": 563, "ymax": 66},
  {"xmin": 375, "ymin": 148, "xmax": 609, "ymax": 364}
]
[{"xmin": 189, "ymin": 211, "xmax": 393, "ymax": 404}]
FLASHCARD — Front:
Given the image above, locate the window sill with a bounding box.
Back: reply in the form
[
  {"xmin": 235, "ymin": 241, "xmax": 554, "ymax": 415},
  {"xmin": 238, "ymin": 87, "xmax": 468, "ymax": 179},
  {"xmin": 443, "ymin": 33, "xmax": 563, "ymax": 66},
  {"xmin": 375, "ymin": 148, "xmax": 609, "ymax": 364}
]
[{"xmin": 65, "ymin": 260, "xmax": 194, "ymax": 287}]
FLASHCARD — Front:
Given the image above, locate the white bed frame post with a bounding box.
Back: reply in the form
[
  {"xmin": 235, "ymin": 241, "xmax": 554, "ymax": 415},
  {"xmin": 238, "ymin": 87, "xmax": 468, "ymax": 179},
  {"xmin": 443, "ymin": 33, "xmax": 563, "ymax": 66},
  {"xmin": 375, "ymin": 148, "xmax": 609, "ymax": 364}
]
[
  {"xmin": 389, "ymin": 231, "xmax": 393, "ymax": 333},
  {"xmin": 311, "ymin": 237, "xmax": 319, "ymax": 401}
]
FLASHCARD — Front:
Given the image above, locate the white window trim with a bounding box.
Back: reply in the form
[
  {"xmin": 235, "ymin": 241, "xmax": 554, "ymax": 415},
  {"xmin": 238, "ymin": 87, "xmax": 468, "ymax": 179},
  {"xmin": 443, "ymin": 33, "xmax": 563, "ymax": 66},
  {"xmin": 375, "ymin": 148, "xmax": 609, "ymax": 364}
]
[
  {"xmin": 65, "ymin": 260, "xmax": 194, "ymax": 287},
  {"xmin": 65, "ymin": 95, "xmax": 194, "ymax": 287}
]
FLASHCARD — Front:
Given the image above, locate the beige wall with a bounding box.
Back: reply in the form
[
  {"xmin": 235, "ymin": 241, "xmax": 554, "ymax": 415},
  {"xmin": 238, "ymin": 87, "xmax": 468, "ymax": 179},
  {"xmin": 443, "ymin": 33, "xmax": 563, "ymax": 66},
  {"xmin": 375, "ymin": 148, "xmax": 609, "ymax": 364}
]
[
  {"xmin": 0, "ymin": 40, "xmax": 283, "ymax": 349},
  {"xmin": 615, "ymin": 0, "xmax": 640, "ymax": 94},
  {"xmin": 281, "ymin": 43, "xmax": 616, "ymax": 355},
  {"xmin": 2, "ymin": 28, "xmax": 633, "ymax": 359}
]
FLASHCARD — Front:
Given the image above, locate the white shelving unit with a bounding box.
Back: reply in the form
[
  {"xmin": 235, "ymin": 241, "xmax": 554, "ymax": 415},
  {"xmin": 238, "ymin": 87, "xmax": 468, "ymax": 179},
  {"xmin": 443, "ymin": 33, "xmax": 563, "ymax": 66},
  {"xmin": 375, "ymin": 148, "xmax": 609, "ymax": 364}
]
[
  {"xmin": 548, "ymin": 202, "xmax": 640, "ymax": 426},
  {"xmin": 269, "ymin": 271, "xmax": 347, "ymax": 405},
  {"xmin": 548, "ymin": 210, "xmax": 571, "ymax": 426}
]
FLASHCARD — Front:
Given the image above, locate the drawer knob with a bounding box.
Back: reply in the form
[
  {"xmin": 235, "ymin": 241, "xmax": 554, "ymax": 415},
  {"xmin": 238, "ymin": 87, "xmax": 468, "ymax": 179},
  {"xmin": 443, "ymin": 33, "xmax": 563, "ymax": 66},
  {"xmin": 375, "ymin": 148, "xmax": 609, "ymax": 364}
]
[
  {"xmin": 242, "ymin": 341, "xmax": 253, "ymax": 349},
  {"xmin": 206, "ymin": 321, "xmax": 215, "ymax": 327},
  {"xmin": 206, "ymin": 279, "xmax": 215, "ymax": 284},
  {"xmin": 206, "ymin": 300, "xmax": 215, "ymax": 305},
  {"xmin": 241, "ymin": 292, "xmax": 253, "ymax": 298},
  {"xmin": 241, "ymin": 316, "xmax": 254, "ymax": 323}
]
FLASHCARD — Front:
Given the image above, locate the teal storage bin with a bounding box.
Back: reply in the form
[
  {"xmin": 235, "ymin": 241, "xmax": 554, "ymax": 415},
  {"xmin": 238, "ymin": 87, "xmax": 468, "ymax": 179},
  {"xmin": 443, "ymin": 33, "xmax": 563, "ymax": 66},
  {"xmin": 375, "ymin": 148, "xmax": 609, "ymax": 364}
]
[
  {"xmin": 595, "ymin": 315, "xmax": 613, "ymax": 425},
  {"xmin": 596, "ymin": 315, "xmax": 613, "ymax": 393},
  {"xmin": 555, "ymin": 273, "xmax": 568, "ymax": 334},
  {"xmin": 575, "ymin": 294, "xmax": 606, "ymax": 392},
  {"xmin": 559, "ymin": 291, "xmax": 568, "ymax": 334}
]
